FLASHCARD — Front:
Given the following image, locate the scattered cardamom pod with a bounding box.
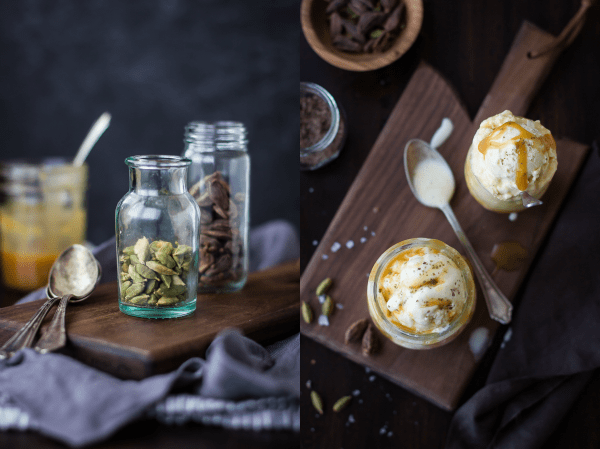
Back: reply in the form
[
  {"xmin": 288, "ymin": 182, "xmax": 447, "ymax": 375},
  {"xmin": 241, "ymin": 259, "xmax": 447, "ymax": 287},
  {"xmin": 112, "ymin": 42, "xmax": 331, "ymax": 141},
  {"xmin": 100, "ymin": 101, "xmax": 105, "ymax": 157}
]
[
  {"xmin": 310, "ymin": 390, "xmax": 324, "ymax": 414},
  {"xmin": 332, "ymin": 395, "xmax": 352, "ymax": 412},
  {"xmin": 345, "ymin": 318, "xmax": 369, "ymax": 344},
  {"xmin": 322, "ymin": 295, "xmax": 334, "ymax": 317},
  {"xmin": 302, "ymin": 301, "xmax": 313, "ymax": 324},
  {"xmin": 315, "ymin": 277, "xmax": 332, "ymax": 296},
  {"xmin": 362, "ymin": 323, "xmax": 380, "ymax": 356}
]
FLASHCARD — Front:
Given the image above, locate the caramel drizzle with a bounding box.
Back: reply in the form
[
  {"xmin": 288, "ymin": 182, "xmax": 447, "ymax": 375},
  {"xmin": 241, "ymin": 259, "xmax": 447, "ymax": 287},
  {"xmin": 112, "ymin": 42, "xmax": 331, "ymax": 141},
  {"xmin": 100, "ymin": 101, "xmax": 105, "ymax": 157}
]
[{"xmin": 478, "ymin": 121, "xmax": 554, "ymax": 192}]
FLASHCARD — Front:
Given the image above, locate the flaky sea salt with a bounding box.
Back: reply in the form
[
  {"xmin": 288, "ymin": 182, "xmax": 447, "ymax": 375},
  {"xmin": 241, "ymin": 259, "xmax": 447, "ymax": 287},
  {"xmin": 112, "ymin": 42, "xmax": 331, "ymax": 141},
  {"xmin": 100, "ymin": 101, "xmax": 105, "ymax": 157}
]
[
  {"xmin": 309, "ymin": 187, "xmax": 314, "ymax": 193},
  {"xmin": 365, "ymin": 367, "xmax": 371, "ymax": 373},
  {"xmin": 318, "ymin": 315, "xmax": 330, "ymax": 326},
  {"xmin": 318, "ymin": 295, "xmax": 326, "ymax": 304},
  {"xmin": 348, "ymin": 414, "xmax": 355, "ymax": 423},
  {"xmin": 369, "ymin": 375, "xmax": 376, "ymax": 382},
  {"xmin": 336, "ymin": 303, "xmax": 344, "ymax": 309},
  {"xmin": 509, "ymin": 212, "xmax": 518, "ymax": 222},
  {"xmin": 321, "ymin": 254, "xmax": 328, "ymax": 260},
  {"xmin": 346, "ymin": 240, "xmax": 354, "ymax": 249},
  {"xmin": 363, "ymin": 226, "xmax": 368, "ymax": 231},
  {"xmin": 305, "ymin": 380, "xmax": 311, "ymax": 389},
  {"xmin": 360, "ymin": 237, "xmax": 367, "ymax": 243},
  {"xmin": 469, "ymin": 327, "xmax": 490, "ymax": 361},
  {"xmin": 331, "ymin": 242, "xmax": 341, "ymax": 252},
  {"xmin": 312, "ymin": 240, "xmax": 318, "ymax": 246},
  {"xmin": 352, "ymin": 390, "xmax": 361, "ymax": 396}
]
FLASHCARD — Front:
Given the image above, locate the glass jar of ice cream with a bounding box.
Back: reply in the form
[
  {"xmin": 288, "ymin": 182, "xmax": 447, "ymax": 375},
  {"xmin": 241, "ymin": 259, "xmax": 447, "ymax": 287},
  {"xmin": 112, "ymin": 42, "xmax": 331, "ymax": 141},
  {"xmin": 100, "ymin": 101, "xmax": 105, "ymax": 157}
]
[
  {"xmin": 464, "ymin": 110, "xmax": 557, "ymax": 213},
  {"xmin": 367, "ymin": 238, "xmax": 476, "ymax": 349}
]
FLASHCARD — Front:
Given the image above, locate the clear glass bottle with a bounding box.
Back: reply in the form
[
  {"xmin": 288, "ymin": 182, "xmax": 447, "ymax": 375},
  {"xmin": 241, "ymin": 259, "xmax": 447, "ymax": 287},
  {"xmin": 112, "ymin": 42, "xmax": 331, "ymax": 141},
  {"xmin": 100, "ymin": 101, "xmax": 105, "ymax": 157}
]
[
  {"xmin": 115, "ymin": 155, "xmax": 200, "ymax": 319},
  {"xmin": 0, "ymin": 159, "xmax": 87, "ymax": 291},
  {"xmin": 183, "ymin": 121, "xmax": 250, "ymax": 293}
]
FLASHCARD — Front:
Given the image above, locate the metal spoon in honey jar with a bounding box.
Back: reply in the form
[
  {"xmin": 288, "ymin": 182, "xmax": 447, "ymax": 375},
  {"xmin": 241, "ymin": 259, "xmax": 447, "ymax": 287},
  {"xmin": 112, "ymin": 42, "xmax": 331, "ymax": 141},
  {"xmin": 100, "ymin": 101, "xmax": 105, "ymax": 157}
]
[
  {"xmin": 0, "ymin": 245, "xmax": 100, "ymax": 358},
  {"xmin": 404, "ymin": 118, "xmax": 513, "ymax": 324}
]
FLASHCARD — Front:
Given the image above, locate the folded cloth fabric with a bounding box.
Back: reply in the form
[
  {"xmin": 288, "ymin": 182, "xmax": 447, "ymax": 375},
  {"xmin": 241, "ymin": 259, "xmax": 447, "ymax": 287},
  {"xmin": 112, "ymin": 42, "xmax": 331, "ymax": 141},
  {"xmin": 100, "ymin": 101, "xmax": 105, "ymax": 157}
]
[
  {"xmin": 0, "ymin": 329, "xmax": 299, "ymax": 447},
  {"xmin": 446, "ymin": 149, "xmax": 600, "ymax": 448},
  {"xmin": 1, "ymin": 219, "xmax": 300, "ymax": 446}
]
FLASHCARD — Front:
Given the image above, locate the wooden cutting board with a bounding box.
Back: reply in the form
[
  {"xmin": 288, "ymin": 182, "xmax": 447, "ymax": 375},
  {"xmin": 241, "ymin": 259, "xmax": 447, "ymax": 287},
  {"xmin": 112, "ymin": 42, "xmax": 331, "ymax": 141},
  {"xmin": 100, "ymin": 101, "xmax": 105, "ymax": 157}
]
[
  {"xmin": 301, "ymin": 21, "xmax": 590, "ymax": 411},
  {"xmin": 0, "ymin": 259, "xmax": 299, "ymax": 379}
]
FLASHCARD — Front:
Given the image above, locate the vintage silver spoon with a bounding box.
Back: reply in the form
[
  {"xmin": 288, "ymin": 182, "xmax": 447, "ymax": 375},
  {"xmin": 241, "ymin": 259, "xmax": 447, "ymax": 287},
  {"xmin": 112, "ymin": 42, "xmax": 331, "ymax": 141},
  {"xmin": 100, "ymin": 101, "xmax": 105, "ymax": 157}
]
[
  {"xmin": 33, "ymin": 245, "xmax": 101, "ymax": 354},
  {"xmin": 521, "ymin": 191, "xmax": 543, "ymax": 208},
  {"xmin": 404, "ymin": 118, "xmax": 513, "ymax": 324},
  {"xmin": 0, "ymin": 245, "xmax": 100, "ymax": 358}
]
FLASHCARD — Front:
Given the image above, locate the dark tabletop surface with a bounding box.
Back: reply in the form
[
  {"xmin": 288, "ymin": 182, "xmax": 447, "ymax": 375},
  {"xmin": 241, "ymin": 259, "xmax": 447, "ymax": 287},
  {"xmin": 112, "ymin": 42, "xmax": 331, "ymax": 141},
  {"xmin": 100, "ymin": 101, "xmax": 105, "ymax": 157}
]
[{"xmin": 300, "ymin": 0, "xmax": 600, "ymax": 448}]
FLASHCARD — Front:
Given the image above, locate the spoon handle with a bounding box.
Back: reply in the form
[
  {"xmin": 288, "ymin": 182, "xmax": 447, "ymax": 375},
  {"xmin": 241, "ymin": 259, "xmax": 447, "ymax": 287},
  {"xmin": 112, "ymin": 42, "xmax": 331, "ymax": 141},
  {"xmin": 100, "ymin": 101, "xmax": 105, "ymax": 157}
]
[
  {"xmin": 440, "ymin": 204, "xmax": 513, "ymax": 324},
  {"xmin": 33, "ymin": 294, "xmax": 73, "ymax": 354},
  {"xmin": 0, "ymin": 296, "xmax": 60, "ymax": 358}
]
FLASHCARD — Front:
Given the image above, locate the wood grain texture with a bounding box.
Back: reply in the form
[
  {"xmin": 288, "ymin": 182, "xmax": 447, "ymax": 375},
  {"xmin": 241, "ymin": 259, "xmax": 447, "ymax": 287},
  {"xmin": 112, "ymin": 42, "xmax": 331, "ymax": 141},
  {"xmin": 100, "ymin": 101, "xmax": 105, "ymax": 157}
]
[
  {"xmin": 300, "ymin": 0, "xmax": 423, "ymax": 71},
  {"xmin": 300, "ymin": 21, "xmax": 590, "ymax": 411},
  {"xmin": 0, "ymin": 259, "xmax": 300, "ymax": 379}
]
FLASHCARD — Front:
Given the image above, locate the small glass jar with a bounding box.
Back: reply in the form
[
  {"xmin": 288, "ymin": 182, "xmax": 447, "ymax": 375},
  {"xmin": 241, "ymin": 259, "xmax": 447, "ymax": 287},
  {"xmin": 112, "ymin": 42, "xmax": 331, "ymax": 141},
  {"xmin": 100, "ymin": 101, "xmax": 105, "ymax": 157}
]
[
  {"xmin": 464, "ymin": 145, "xmax": 552, "ymax": 213},
  {"xmin": 367, "ymin": 238, "xmax": 476, "ymax": 349},
  {"xmin": 115, "ymin": 155, "xmax": 200, "ymax": 319},
  {"xmin": 300, "ymin": 82, "xmax": 347, "ymax": 171},
  {"xmin": 0, "ymin": 159, "xmax": 87, "ymax": 291},
  {"xmin": 183, "ymin": 121, "xmax": 250, "ymax": 293}
]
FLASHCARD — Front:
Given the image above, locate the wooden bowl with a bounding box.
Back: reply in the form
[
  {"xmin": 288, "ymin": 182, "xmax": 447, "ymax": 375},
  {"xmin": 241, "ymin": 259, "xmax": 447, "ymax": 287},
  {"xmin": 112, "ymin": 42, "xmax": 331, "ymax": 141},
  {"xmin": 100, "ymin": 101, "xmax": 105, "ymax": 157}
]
[{"xmin": 301, "ymin": 0, "xmax": 423, "ymax": 72}]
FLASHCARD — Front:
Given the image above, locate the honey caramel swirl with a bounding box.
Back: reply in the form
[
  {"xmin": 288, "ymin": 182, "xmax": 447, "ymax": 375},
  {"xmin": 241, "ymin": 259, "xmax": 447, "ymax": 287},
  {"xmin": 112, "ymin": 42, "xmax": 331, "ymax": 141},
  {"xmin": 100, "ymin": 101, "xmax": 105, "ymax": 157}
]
[{"xmin": 477, "ymin": 121, "xmax": 555, "ymax": 192}]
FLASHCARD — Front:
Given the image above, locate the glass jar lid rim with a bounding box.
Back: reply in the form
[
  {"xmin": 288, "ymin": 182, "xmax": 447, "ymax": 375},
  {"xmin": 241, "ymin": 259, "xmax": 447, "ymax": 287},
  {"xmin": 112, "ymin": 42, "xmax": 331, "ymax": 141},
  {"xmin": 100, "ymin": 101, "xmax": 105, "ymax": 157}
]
[{"xmin": 125, "ymin": 155, "xmax": 191, "ymax": 168}]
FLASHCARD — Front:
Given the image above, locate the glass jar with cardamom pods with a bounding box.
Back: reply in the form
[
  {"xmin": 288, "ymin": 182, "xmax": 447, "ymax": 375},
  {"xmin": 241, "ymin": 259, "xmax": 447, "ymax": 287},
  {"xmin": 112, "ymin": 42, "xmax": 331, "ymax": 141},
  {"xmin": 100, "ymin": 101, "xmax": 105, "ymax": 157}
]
[
  {"xmin": 183, "ymin": 121, "xmax": 250, "ymax": 293},
  {"xmin": 115, "ymin": 155, "xmax": 200, "ymax": 319}
]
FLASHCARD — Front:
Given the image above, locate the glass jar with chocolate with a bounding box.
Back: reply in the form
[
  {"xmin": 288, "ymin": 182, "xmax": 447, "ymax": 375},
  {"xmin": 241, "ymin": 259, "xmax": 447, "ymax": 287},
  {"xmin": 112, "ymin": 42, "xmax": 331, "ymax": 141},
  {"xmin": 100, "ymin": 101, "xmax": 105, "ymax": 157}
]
[
  {"xmin": 367, "ymin": 238, "xmax": 476, "ymax": 349},
  {"xmin": 115, "ymin": 155, "xmax": 200, "ymax": 319},
  {"xmin": 184, "ymin": 122, "xmax": 250, "ymax": 293},
  {"xmin": 300, "ymin": 82, "xmax": 347, "ymax": 170}
]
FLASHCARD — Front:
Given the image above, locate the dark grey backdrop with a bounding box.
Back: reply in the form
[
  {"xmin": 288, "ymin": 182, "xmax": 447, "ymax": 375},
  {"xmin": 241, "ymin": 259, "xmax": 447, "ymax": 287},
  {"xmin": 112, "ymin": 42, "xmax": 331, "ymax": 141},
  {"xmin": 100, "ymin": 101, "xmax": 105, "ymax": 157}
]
[{"xmin": 0, "ymin": 0, "xmax": 299, "ymax": 245}]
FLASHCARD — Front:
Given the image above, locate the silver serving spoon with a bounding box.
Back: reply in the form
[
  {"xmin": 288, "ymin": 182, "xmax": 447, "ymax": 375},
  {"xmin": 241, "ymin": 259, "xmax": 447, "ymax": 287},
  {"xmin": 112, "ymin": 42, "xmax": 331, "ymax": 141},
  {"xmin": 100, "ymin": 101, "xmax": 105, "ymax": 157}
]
[
  {"xmin": 404, "ymin": 118, "xmax": 513, "ymax": 324},
  {"xmin": 34, "ymin": 245, "xmax": 101, "ymax": 353},
  {"xmin": 0, "ymin": 245, "xmax": 101, "ymax": 358}
]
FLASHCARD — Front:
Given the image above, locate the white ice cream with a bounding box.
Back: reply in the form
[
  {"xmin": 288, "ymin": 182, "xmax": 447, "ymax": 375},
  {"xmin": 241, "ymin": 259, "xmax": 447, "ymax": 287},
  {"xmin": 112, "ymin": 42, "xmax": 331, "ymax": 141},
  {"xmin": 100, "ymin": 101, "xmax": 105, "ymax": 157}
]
[
  {"xmin": 469, "ymin": 110, "xmax": 557, "ymax": 200},
  {"xmin": 378, "ymin": 246, "xmax": 467, "ymax": 333}
]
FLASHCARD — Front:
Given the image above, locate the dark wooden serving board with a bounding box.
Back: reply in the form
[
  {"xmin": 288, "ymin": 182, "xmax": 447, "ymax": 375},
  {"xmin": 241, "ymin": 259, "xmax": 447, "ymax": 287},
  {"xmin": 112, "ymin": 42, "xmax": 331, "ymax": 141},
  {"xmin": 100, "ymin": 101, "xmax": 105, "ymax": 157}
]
[
  {"xmin": 0, "ymin": 259, "xmax": 299, "ymax": 379},
  {"xmin": 300, "ymin": 21, "xmax": 590, "ymax": 410}
]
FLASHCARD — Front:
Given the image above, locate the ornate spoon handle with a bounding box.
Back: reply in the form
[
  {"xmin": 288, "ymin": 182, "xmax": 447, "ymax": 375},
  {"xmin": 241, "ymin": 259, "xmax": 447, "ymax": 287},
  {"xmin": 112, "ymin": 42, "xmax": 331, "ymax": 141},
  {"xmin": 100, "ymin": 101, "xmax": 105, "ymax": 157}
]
[
  {"xmin": 34, "ymin": 294, "xmax": 73, "ymax": 354},
  {"xmin": 440, "ymin": 204, "xmax": 513, "ymax": 324},
  {"xmin": 0, "ymin": 296, "xmax": 60, "ymax": 358}
]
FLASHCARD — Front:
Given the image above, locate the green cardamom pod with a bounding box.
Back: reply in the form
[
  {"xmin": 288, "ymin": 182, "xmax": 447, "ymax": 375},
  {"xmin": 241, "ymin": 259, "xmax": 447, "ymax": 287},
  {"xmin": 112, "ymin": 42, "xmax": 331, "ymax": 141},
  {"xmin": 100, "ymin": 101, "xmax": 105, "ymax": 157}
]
[
  {"xmin": 316, "ymin": 278, "xmax": 332, "ymax": 296},
  {"xmin": 173, "ymin": 244, "xmax": 192, "ymax": 257},
  {"xmin": 181, "ymin": 261, "xmax": 190, "ymax": 271},
  {"xmin": 136, "ymin": 263, "xmax": 160, "ymax": 280},
  {"xmin": 171, "ymin": 274, "xmax": 185, "ymax": 286},
  {"xmin": 146, "ymin": 260, "xmax": 177, "ymax": 275},
  {"xmin": 122, "ymin": 245, "xmax": 135, "ymax": 256},
  {"xmin": 121, "ymin": 262, "xmax": 130, "ymax": 274},
  {"xmin": 145, "ymin": 279, "xmax": 157, "ymax": 294},
  {"xmin": 120, "ymin": 272, "xmax": 130, "ymax": 283},
  {"xmin": 121, "ymin": 280, "xmax": 132, "ymax": 291},
  {"xmin": 310, "ymin": 390, "xmax": 324, "ymax": 415},
  {"xmin": 302, "ymin": 302, "xmax": 313, "ymax": 324},
  {"xmin": 128, "ymin": 265, "xmax": 145, "ymax": 283},
  {"xmin": 129, "ymin": 254, "xmax": 140, "ymax": 265},
  {"xmin": 157, "ymin": 296, "xmax": 180, "ymax": 306},
  {"xmin": 156, "ymin": 251, "xmax": 177, "ymax": 269},
  {"xmin": 157, "ymin": 285, "xmax": 186, "ymax": 297},
  {"xmin": 129, "ymin": 294, "xmax": 149, "ymax": 305},
  {"xmin": 332, "ymin": 395, "xmax": 352, "ymax": 412},
  {"xmin": 160, "ymin": 273, "xmax": 172, "ymax": 288},
  {"xmin": 134, "ymin": 237, "xmax": 151, "ymax": 263},
  {"xmin": 322, "ymin": 295, "xmax": 334, "ymax": 317},
  {"xmin": 125, "ymin": 282, "xmax": 145, "ymax": 299},
  {"xmin": 148, "ymin": 294, "xmax": 158, "ymax": 306}
]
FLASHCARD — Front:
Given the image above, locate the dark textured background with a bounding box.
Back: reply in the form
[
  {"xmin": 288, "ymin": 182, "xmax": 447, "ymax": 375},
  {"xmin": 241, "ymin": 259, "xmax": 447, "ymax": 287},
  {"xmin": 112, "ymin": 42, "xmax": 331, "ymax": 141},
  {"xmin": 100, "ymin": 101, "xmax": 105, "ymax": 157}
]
[{"xmin": 0, "ymin": 0, "xmax": 299, "ymax": 245}]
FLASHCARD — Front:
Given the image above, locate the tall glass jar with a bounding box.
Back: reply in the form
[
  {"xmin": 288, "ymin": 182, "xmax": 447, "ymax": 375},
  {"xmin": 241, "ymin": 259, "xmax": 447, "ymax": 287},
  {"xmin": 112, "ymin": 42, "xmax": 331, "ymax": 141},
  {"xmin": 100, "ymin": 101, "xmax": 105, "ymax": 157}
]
[
  {"xmin": 0, "ymin": 159, "xmax": 87, "ymax": 291},
  {"xmin": 183, "ymin": 121, "xmax": 250, "ymax": 293},
  {"xmin": 115, "ymin": 155, "xmax": 200, "ymax": 319}
]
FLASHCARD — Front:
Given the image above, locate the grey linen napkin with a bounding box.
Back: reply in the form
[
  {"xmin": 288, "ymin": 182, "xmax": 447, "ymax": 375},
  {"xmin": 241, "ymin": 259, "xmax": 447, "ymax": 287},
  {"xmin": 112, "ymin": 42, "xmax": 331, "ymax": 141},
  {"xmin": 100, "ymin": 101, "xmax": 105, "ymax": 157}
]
[
  {"xmin": 446, "ymin": 148, "xmax": 600, "ymax": 449},
  {"xmin": 1, "ymin": 219, "xmax": 300, "ymax": 446}
]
